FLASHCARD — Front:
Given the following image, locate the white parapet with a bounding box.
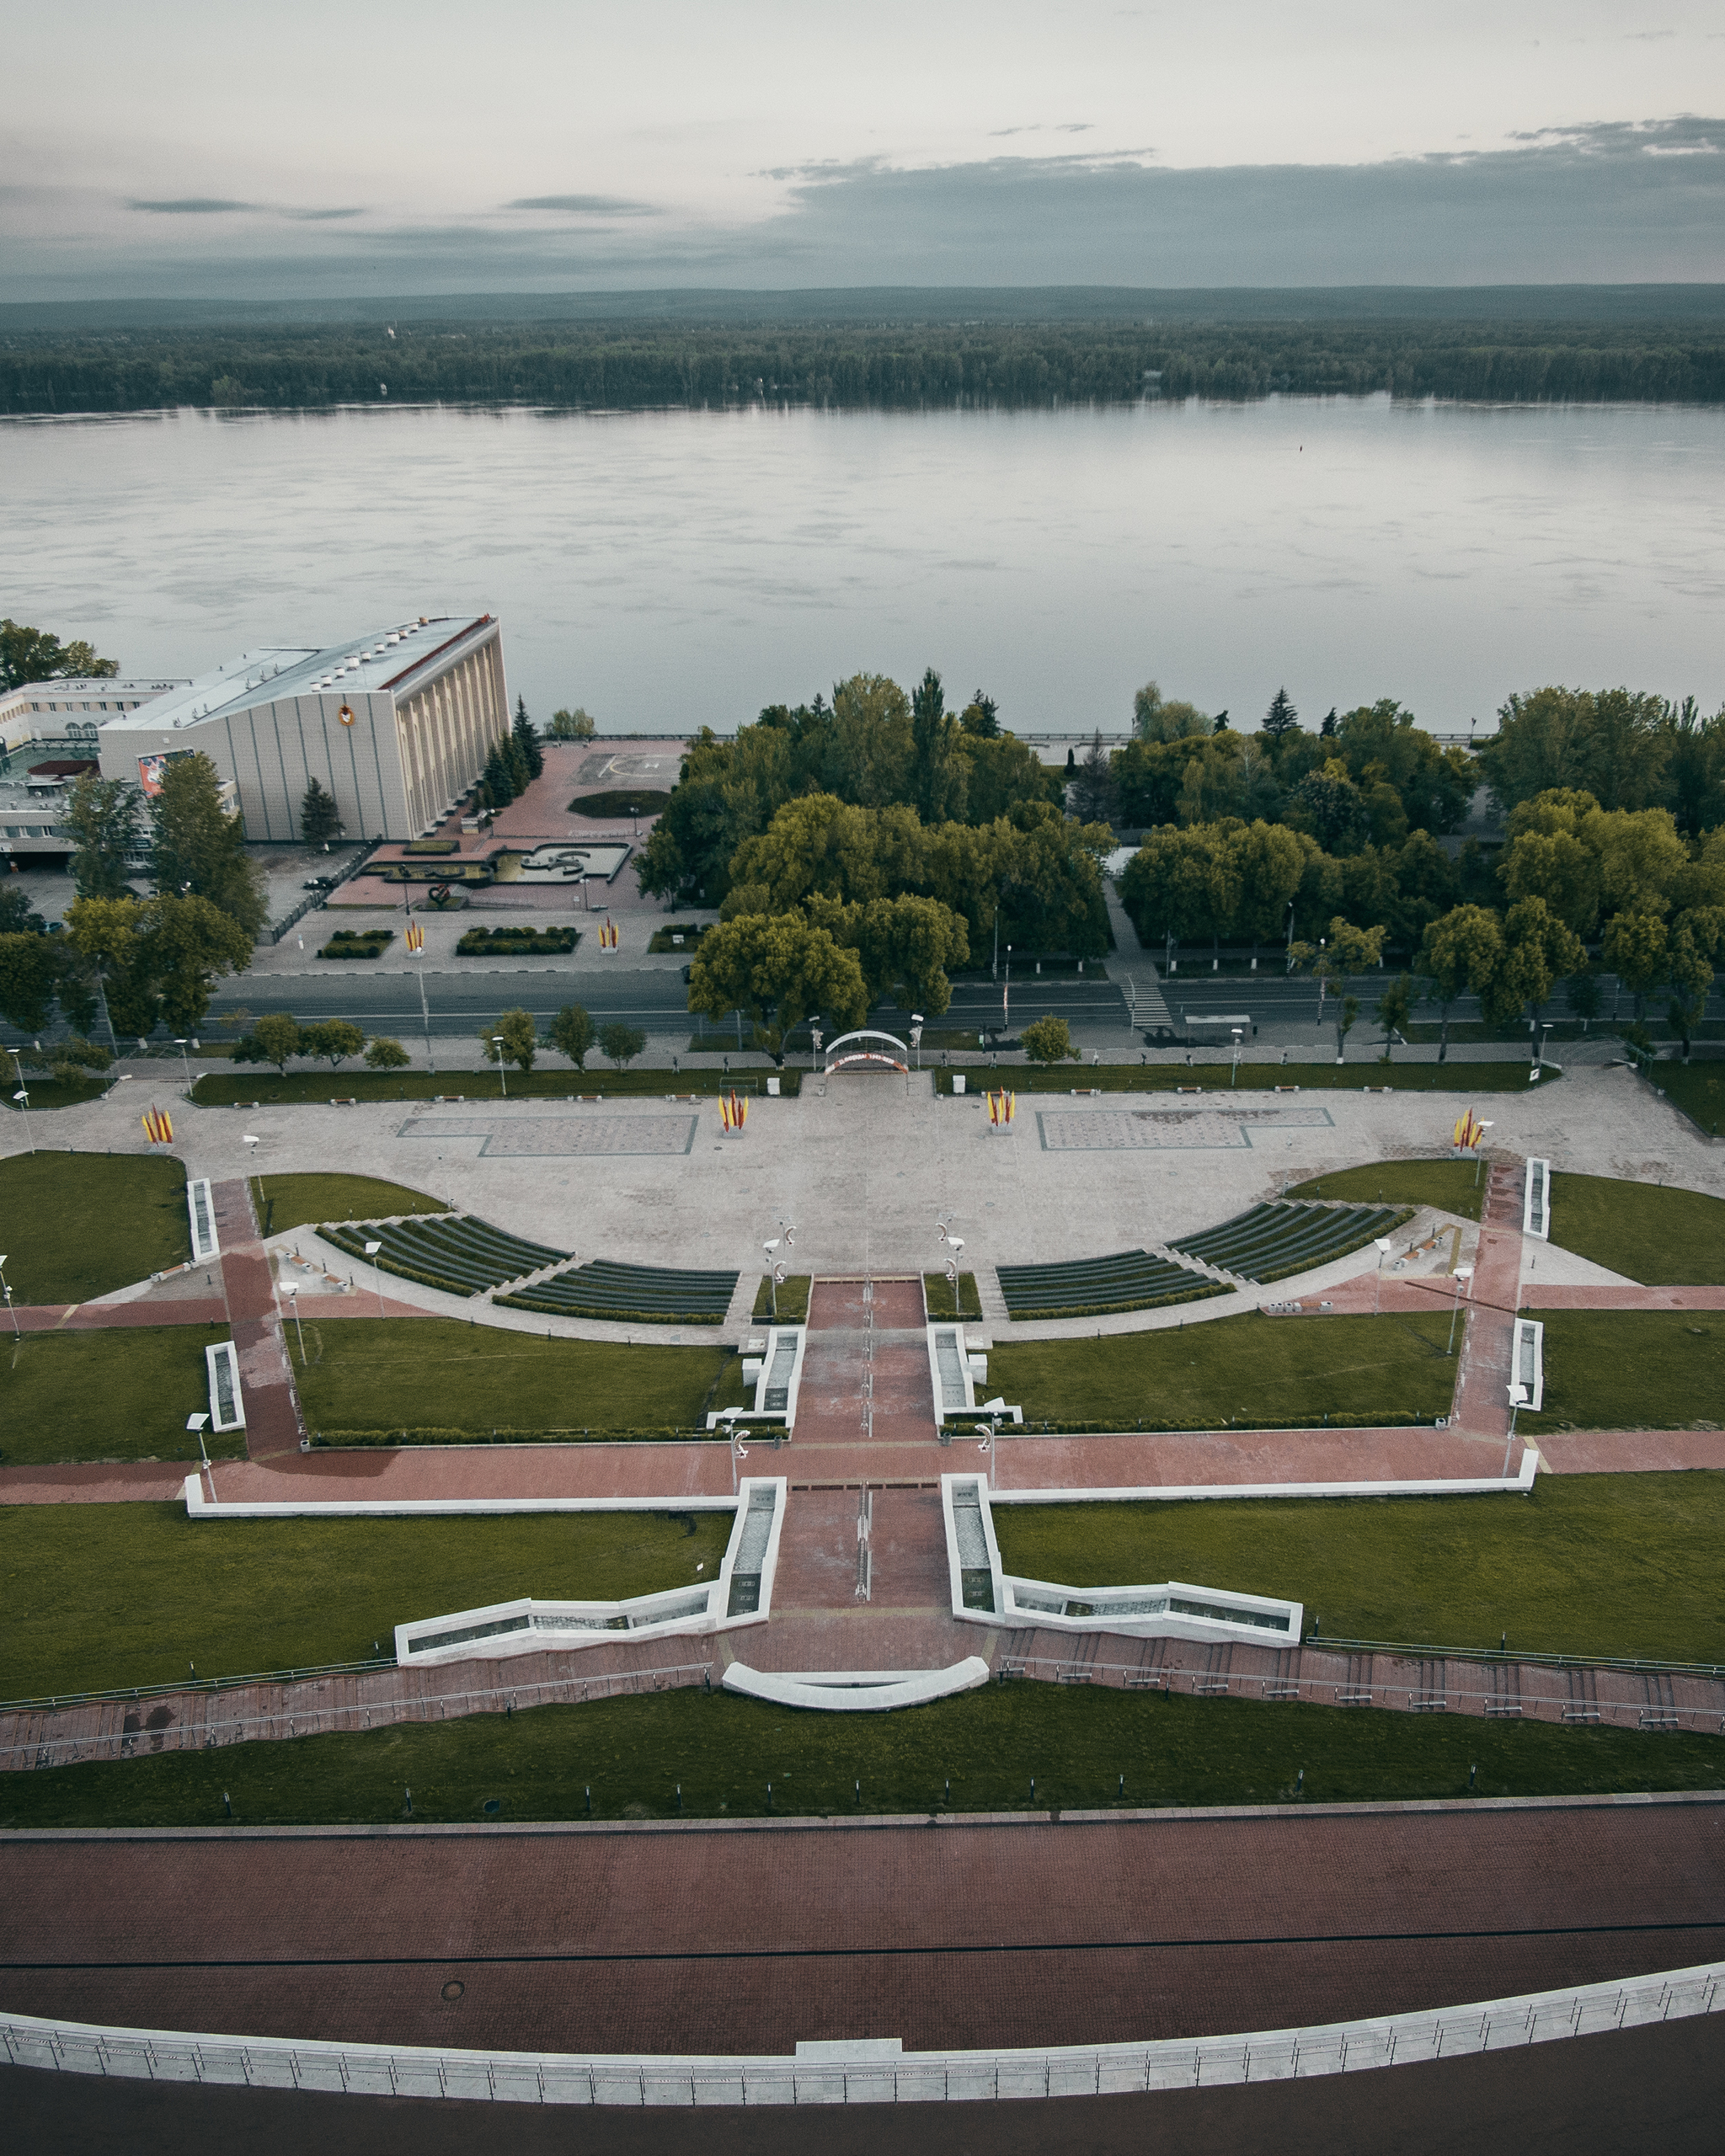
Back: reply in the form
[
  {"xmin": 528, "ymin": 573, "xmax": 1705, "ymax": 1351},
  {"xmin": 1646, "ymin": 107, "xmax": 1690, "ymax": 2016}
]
[
  {"xmin": 1524, "ymin": 1157, "xmax": 1551, "ymax": 1240},
  {"xmin": 204, "ymin": 1341, "xmax": 244, "ymax": 1431},
  {"xmin": 392, "ymin": 1477, "xmax": 787, "ymax": 1667},
  {"xmin": 722, "ymin": 1660, "xmax": 991, "ymax": 1712},
  {"xmin": 186, "ymin": 1177, "xmax": 220, "ymax": 1262},
  {"xmin": 708, "ymin": 1325, "xmax": 805, "ymax": 1431}
]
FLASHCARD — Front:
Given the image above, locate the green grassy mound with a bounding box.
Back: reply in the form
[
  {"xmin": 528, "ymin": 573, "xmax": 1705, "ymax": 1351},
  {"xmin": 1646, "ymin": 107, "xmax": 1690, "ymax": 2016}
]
[
  {"xmin": 1546, "ymin": 1173, "xmax": 1725, "ymax": 1285},
  {"xmin": 1519, "ymin": 1310, "xmax": 1725, "ymax": 1432},
  {"xmin": 0, "ymin": 1151, "xmax": 189, "ymax": 1303},
  {"xmin": 992, "ymin": 1474, "xmax": 1725, "ymax": 1666},
  {"xmin": 569, "ymin": 788, "xmax": 672, "ymax": 818},
  {"xmin": 990, "ymin": 1310, "xmax": 1461, "ymax": 1431},
  {"xmin": 1286, "ymin": 1157, "xmax": 1486, "ymax": 1223},
  {"xmin": 3, "ymin": 1682, "xmax": 1718, "ymax": 1830},
  {"xmin": 249, "ymin": 1172, "xmax": 446, "ymax": 1238},
  {"xmin": 0, "ymin": 1502, "xmax": 730, "ymax": 1703},
  {"xmin": 751, "ymin": 1273, "xmax": 811, "ymax": 1322},
  {"xmin": 192, "ymin": 1068, "xmax": 799, "ymax": 1104},
  {"xmin": 923, "ymin": 1271, "xmax": 983, "ymax": 1321}
]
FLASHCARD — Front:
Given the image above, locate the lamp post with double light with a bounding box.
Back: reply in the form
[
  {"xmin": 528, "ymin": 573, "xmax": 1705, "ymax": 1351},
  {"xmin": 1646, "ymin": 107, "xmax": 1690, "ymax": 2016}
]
[
  {"xmin": 364, "ymin": 1239, "xmax": 385, "ymax": 1316},
  {"xmin": 0, "ymin": 1256, "xmax": 18, "ymax": 1339},
  {"xmin": 1371, "ymin": 1235, "xmax": 1395, "ymax": 1316},
  {"xmin": 491, "ymin": 1037, "xmax": 509, "ymax": 1100},
  {"xmin": 1446, "ymin": 1263, "xmax": 1473, "ymax": 1356}
]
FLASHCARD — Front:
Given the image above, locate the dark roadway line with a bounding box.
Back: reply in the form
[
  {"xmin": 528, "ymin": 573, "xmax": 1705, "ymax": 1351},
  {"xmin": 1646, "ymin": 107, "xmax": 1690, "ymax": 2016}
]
[{"xmin": 7, "ymin": 1916, "xmax": 1721, "ymax": 1972}]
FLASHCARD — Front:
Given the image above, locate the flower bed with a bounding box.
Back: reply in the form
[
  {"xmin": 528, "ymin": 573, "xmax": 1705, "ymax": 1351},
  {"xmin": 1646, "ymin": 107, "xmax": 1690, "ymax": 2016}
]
[
  {"xmin": 455, "ymin": 925, "xmax": 579, "ymax": 955},
  {"xmin": 318, "ymin": 929, "xmax": 393, "ymax": 959}
]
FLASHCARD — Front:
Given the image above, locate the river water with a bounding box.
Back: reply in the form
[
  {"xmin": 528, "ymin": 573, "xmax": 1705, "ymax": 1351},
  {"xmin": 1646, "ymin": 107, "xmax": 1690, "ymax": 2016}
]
[{"xmin": 5, "ymin": 396, "xmax": 1722, "ymax": 735}]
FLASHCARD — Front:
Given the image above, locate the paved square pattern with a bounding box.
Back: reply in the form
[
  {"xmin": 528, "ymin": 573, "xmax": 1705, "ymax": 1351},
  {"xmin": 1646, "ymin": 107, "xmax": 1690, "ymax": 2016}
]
[
  {"xmin": 396, "ymin": 1115, "xmax": 698, "ymax": 1157},
  {"xmin": 1037, "ymin": 1106, "xmax": 1336, "ymax": 1150}
]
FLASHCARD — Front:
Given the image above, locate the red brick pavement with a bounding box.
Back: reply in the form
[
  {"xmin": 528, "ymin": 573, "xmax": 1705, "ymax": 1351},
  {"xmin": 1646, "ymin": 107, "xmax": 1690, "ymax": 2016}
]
[
  {"xmin": 1522, "ymin": 1284, "xmax": 1725, "ymax": 1310},
  {"xmin": 3, "ymin": 1801, "xmax": 1719, "ymax": 2056},
  {"xmin": 212, "ymin": 1179, "xmax": 302, "ymax": 1456}
]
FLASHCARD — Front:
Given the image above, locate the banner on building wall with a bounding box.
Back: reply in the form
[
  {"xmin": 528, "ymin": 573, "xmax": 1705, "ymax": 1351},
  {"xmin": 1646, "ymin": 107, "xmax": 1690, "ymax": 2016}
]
[{"xmin": 137, "ymin": 750, "xmax": 194, "ymax": 798}]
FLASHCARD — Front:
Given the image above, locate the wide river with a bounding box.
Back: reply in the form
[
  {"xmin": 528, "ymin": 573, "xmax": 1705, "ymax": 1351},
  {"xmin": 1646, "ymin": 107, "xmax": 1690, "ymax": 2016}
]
[{"xmin": 5, "ymin": 396, "xmax": 1722, "ymax": 735}]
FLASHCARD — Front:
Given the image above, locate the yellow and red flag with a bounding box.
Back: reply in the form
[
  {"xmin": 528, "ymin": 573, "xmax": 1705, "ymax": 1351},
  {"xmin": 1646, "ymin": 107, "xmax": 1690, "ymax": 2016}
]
[
  {"xmin": 404, "ymin": 921, "xmax": 425, "ymax": 953},
  {"xmin": 141, "ymin": 1107, "xmax": 174, "ymax": 1145},
  {"xmin": 596, "ymin": 918, "xmax": 618, "ymax": 950},
  {"xmin": 1453, "ymin": 1108, "xmax": 1484, "ymax": 1150},
  {"xmin": 719, "ymin": 1089, "xmax": 749, "ymax": 1133}
]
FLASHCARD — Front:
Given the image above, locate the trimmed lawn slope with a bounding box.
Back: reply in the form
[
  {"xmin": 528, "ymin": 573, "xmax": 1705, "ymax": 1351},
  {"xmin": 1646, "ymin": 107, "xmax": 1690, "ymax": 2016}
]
[
  {"xmin": 0, "ymin": 1152, "xmax": 188, "ymax": 1303},
  {"xmin": 1287, "ymin": 1158, "xmax": 1485, "ymax": 1224},
  {"xmin": 992, "ymin": 1475, "xmax": 1725, "ymax": 1665},
  {"xmin": 0, "ymin": 1326, "xmax": 239, "ymax": 1467},
  {"xmin": 1519, "ymin": 1310, "xmax": 1725, "ymax": 1432},
  {"xmin": 1546, "ymin": 1173, "xmax": 1725, "ymax": 1285},
  {"xmin": 0, "ymin": 1502, "xmax": 731, "ymax": 1700},
  {"xmin": 294, "ymin": 1317, "xmax": 729, "ymax": 1438},
  {"xmin": 250, "ymin": 1173, "xmax": 447, "ymax": 1238},
  {"xmin": 0, "ymin": 1683, "xmax": 1718, "ymax": 1830},
  {"xmin": 990, "ymin": 1310, "xmax": 1461, "ymax": 1430}
]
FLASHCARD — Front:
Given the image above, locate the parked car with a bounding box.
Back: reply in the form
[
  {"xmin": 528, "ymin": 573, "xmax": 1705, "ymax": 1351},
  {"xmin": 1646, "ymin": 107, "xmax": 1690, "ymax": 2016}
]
[{"xmin": 302, "ymin": 875, "xmax": 338, "ymax": 891}]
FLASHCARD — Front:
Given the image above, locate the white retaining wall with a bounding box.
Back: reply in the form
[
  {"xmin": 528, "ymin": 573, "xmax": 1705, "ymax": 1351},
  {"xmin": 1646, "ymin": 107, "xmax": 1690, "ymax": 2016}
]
[
  {"xmin": 4, "ymin": 1961, "xmax": 1717, "ymax": 2107},
  {"xmin": 204, "ymin": 1341, "xmax": 244, "ymax": 1432},
  {"xmin": 186, "ymin": 1177, "xmax": 220, "ymax": 1262}
]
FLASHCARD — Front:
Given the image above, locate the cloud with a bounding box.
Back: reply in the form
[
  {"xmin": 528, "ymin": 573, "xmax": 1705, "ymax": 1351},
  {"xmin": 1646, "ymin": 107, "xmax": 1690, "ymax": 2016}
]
[
  {"xmin": 281, "ymin": 206, "xmax": 366, "ymax": 221},
  {"xmin": 128, "ymin": 197, "xmax": 259, "ymax": 214},
  {"xmin": 506, "ymin": 195, "xmax": 660, "ymax": 216}
]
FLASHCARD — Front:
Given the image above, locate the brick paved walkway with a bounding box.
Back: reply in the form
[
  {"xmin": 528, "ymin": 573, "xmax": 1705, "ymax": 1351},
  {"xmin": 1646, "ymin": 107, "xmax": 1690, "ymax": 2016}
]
[{"xmin": 3, "ymin": 1800, "xmax": 1718, "ymax": 2057}]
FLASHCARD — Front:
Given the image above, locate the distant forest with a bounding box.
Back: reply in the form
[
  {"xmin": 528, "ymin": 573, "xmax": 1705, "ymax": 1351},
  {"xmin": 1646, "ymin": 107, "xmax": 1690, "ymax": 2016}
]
[{"xmin": 4, "ymin": 318, "xmax": 1724, "ymax": 414}]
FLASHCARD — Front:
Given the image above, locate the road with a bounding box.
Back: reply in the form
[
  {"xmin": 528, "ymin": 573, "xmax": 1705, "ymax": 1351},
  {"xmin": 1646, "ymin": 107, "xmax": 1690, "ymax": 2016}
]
[{"xmin": 200, "ymin": 970, "xmax": 1131, "ymax": 1038}]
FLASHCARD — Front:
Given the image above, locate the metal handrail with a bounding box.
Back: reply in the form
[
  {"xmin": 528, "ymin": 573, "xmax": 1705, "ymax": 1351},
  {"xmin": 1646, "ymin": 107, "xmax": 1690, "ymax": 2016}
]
[
  {"xmin": 1304, "ymin": 1634, "xmax": 1725, "ymax": 1679},
  {"xmin": 0, "ymin": 1656, "xmax": 395, "ymax": 1716}
]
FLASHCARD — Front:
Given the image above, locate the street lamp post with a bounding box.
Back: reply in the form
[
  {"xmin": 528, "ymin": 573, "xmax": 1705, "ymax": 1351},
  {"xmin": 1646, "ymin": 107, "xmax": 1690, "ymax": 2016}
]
[
  {"xmin": 364, "ymin": 1239, "xmax": 385, "ymax": 1316},
  {"xmin": 172, "ymin": 1037, "xmax": 193, "ymax": 1092},
  {"xmin": 1371, "ymin": 1236, "xmax": 1396, "ymax": 1315},
  {"xmin": 283, "ymin": 1281, "xmax": 307, "ymax": 1364},
  {"xmin": 763, "ymin": 1239, "xmax": 781, "ymax": 1320},
  {"xmin": 1473, "ymin": 1120, "xmax": 1495, "ymax": 1187},
  {"xmin": 414, "ymin": 952, "xmax": 433, "ymax": 1072},
  {"xmin": 0, "ymin": 1257, "xmax": 17, "ymax": 1339},
  {"xmin": 1446, "ymin": 1264, "xmax": 1473, "ymax": 1356},
  {"xmin": 492, "ymin": 1037, "xmax": 508, "ymax": 1100},
  {"xmin": 910, "ymin": 1015, "xmax": 924, "ymax": 1071},
  {"xmin": 186, "ymin": 1412, "xmax": 215, "ymax": 1505},
  {"xmin": 810, "ymin": 1026, "xmax": 824, "ymax": 1074}
]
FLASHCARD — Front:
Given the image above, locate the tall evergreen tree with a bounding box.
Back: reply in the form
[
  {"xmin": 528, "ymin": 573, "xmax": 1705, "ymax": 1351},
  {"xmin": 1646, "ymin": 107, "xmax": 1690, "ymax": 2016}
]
[
  {"xmin": 503, "ymin": 730, "xmax": 531, "ymax": 795},
  {"xmin": 148, "ymin": 751, "xmax": 267, "ymax": 938},
  {"xmin": 513, "ymin": 696, "xmax": 544, "ymax": 781},
  {"xmin": 298, "ymin": 776, "xmax": 344, "ymax": 847},
  {"xmin": 1262, "ymin": 687, "xmax": 1300, "ymax": 739},
  {"xmin": 483, "ymin": 739, "xmax": 515, "ymax": 807}
]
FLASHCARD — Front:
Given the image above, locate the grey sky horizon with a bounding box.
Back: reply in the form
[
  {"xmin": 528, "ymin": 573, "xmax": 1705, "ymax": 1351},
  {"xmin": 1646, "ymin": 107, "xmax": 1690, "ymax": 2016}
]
[{"xmin": 4, "ymin": 2, "xmax": 1722, "ymax": 301}]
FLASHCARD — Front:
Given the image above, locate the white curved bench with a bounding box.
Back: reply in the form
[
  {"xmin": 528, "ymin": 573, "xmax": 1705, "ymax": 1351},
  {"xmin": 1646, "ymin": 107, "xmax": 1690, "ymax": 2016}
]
[{"xmin": 722, "ymin": 1659, "xmax": 990, "ymax": 1712}]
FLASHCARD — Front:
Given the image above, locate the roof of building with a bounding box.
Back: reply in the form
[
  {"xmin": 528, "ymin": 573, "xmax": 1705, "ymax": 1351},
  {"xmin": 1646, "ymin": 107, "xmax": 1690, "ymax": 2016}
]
[
  {"xmin": 100, "ymin": 615, "xmax": 494, "ymax": 734},
  {"xmin": 0, "ymin": 677, "xmax": 190, "ymax": 710}
]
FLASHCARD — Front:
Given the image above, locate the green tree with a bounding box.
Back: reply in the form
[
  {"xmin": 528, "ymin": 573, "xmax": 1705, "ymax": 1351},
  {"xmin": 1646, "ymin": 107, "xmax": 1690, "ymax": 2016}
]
[
  {"xmin": 299, "ymin": 777, "xmax": 344, "ymax": 848},
  {"xmin": 483, "ymin": 739, "xmax": 515, "ymax": 808},
  {"xmin": 302, "ymin": 1017, "xmax": 365, "ymax": 1069},
  {"xmin": 1022, "ymin": 1014, "xmax": 1076, "ymax": 1064},
  {"xmin": 959, "ymin": 690, "xmax": 1000, "ymax": 739},
  {"xmin": 1335, "ymin": 993, "xmax": 1360, "ymax": 1060},
  {"xmin": 65, "ymin": 890, "xmax": 253, "ymax": 1038},
  {"xmin": 482, "ymin": 1007, "xmax": 537, "ymax": 1075},
  {"xmin": 1132, "ymin": 681, "xmax": 1211, "ymax": 743},
  {"xmin": 0, "ymin": 619, "xmax": 118, "ymax": 690},
  {"xmin": 1566, "ymin": 967, "xmax": 1603, "ymax": 1032},
  {"xmin": 1286, "ymin": 759, "xmax": 1368, "ymax": 853},
  {"xmin": 65, "ymin": 773, "xmax": 142, "ymax": 899},
  {"xmin": 549, "ymin": 707, "xmax": 596, "ymax": 740},
  {"xmin": 830, "ymin": 672, "xmax": 915, "ymax": 809},
  {"xmin": 1501, "ymin": 897, "xmax": 1585, "ymax": 1037},
  {"xmin": 0, "ymin": 934, "xmax": 62, "ymax": 1031},
  {"xmin": 1665, "ymin": 908, "xmax": 1725, "ymax": 1059},
  {"xmin": 1291, "ymin": 916, "xmax": 1386, "ymax": 1044},
  {"xmin": 1261, "ymin": 686, "xmax": 1300, "ymax": 740},
  {"xmin": 364, "ymin": 1036, "xmax": 411, "ymax": 1071},
  {"xmin": 549, "ymin": 1003, "xmax": 595, "ymax": 1070},
  {"xmin": 253, "ymin": 1013, "xmax": 302, "ymax": 1073},
  {"xmin": 513, "ymin": 696, "xmax": 544, "ymax": 782},
  {"xmin": 687, "ymin": 912, "xmax": 868, "ymax": 1066},
  {"xmin": 50, "ymin": 1038, "xmax": 112, "ymax": 1091},
  {"xmin": 1070, "ymin": 730, "xmax": 1116, "ymax": 826},
  {"xmin": 911, "ymin": 667, "xmax": 965, "ymax": 825},
  {"xmin": 599, "ymin": 1020, "xmax": 647, "ymax": 1070},
  {"xmin": 1482, "ymin": 686, "xmax": 1674, "ymax": 814},
  {"xmin": 148, "ymin": 751, "xmax": 267, "ymax": 939},
  {"xmin": 1601, "ymin": 911, "xmax": 1669, "ymax": 1023},
  {"xmin": 1375, "ymin": 973, "xmax": 1414, "ymax": 1059},
  {"xmin": 1226, "ymin": 820, "xmax": 1309, "ymax": 963},
  {"xmin": 961, "ymin": 731, "xmax": 1063, "ymax": 824},
  {"xmin": 806, "ymin": 892, "xmax": 969, "ymax": 1017},
  {"xmin": 0, "ymin": 886, "xmax": 44, "ymax": 936},
  {"xmin": 1416, "ymin": 906, "xmax": 1505, "ymax": 1062},
  {"xmin": 1500, "ymin": 824, "xmax": 1599, "ymax": 937}
]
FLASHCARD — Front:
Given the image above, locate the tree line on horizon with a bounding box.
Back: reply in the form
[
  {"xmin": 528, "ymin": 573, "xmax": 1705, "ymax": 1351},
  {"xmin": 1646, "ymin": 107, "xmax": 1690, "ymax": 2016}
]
[{"xmin": 5, "ymin": 318, "xmax": 1725, "ymax": 414}]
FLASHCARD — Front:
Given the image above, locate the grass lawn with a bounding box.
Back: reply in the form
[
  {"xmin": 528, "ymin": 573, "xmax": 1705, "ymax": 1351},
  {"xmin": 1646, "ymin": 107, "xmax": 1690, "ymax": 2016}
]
[
  {"xmin": 990, "ymin": 1310, "xmax": 1461, "ymax": 1430},
  {"xmin": 0, "ymin": 1151, "xmax": 188, "ymax": 1303},
  {"xmin": 1648, "ymin": 1060, "xmax": 1725, "ymax": 1138},
  {"xmin": 1519, "ymin": 1311, "xmax": 1725, "ymax": 1433},
  {"xmin": 193, "ymin": 1068, "xmax": 799, "ymax": 1104},
  {"xmin": 750, "ymin": 1273, "xmax": 811, "ymax": 1322},
  {"xmin": 0, "ymin": 1326, "xmax": 242, "ymax": 1468},
  {"xmin": 924, "ymin": 1271, "xmax": 983, "ymax": 1321},
  {"xmin": 0, "ymin": 1502, "xmax": 731, "ymax": 1702},
  {"xmin": 1546, "ymin": 1172, "xmax": 1725, "ymax": 1285},
  {"xmin": 993, "ymin": 1474, "xmax": 1725, "ymax": 1665},
  {"xmin": 1286, "ymin": 1157, "xmax": 1485, "ymax": 1223},
  {"xmin": 933, "ymin": 1062, "xmax": 1560, "ymax": 1095},
  {"xmin": 1, "ymin": 1680, "xmax": 1718, "ymax": 1830},
  {"xmin": 294, "ymin": 1317, "xmax": 730, "ymax": 1438},
  {"xmin": 248, "ymin": 1171, "xmax": 447, "ymax": 1238}
]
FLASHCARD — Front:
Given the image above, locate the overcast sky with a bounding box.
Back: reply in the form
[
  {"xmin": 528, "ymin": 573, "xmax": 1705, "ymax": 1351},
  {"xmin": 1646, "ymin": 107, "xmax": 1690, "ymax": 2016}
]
[{"xmin": 4, "ymin": 1, "xmax": 1722, "ymax": 299}]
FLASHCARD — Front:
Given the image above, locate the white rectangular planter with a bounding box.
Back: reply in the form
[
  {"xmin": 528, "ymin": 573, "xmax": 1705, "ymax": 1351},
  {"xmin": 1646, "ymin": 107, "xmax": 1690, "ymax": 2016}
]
[
  {"xmin": 186, "ymin": 1177, "xmax": 220, "ymax": 1262},
  {"xmin": 204, "ymin": 1341, "xmax": 244, "ymax": 1432},
  {"xmin": 1513, "ymin": 1317, "xmax": 1546, "ymax": 1412},
  {"xmin": 1524, "ymin": 1157, "xmax": 1551, "ymax": 1240}
]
